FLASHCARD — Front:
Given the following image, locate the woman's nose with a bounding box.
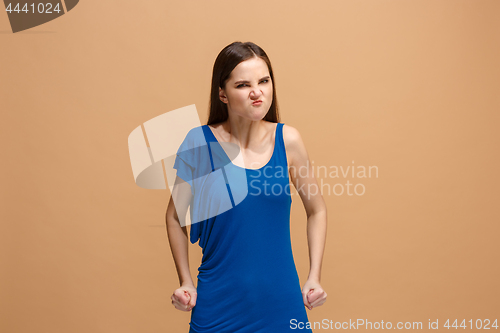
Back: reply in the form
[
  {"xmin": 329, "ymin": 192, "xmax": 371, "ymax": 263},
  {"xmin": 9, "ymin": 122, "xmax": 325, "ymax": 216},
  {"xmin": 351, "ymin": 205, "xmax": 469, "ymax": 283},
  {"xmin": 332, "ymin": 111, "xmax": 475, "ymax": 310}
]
[{"xmin": 250, "ymin": 88, "xmax": 262, "ymax": 98}]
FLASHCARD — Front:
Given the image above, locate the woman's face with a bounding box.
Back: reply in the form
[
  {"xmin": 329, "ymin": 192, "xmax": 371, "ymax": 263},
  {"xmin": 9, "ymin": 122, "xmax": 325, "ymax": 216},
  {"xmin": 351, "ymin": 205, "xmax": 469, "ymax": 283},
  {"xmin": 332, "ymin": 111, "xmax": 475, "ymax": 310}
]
[{"xmin": 219, "ymin": 57, "xmax": 273, "ymax": 122}]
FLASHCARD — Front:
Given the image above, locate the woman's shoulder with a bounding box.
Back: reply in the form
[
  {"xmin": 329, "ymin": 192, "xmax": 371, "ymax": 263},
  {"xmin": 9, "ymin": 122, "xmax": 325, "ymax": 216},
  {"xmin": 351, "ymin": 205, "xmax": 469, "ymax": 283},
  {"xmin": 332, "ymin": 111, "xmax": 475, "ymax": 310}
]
[
  {"xmin": 282, "ymin": 123, "xmax": 302, "ymax": 146},
  {"xmin": 281, "ymin": 123, "xmax": 307, "ymax": 167}
]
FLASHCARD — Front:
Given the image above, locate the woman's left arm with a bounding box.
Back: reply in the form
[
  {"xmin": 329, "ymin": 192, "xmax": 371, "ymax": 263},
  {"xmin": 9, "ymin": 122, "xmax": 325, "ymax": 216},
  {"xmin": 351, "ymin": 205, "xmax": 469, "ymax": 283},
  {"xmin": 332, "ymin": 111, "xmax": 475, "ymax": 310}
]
[{"xmin": 283, "ymin": 124, "xmax": 328, "ymax": 310}]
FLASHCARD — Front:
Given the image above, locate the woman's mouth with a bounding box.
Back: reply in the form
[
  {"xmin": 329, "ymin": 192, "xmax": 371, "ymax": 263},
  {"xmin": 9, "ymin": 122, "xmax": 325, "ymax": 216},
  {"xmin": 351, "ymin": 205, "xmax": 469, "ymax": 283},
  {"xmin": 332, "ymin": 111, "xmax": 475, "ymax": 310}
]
[{"xmin": 252, "ymin": 100, "xmax": 262, "ymax": 105}]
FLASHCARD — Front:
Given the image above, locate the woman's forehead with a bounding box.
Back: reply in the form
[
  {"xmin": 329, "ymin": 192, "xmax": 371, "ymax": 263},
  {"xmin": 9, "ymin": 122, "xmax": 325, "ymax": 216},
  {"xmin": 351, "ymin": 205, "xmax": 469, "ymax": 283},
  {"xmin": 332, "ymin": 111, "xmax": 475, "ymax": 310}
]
[{"xmin": 229, "ymin": 58, "xmax": 270, "ymax": 81}]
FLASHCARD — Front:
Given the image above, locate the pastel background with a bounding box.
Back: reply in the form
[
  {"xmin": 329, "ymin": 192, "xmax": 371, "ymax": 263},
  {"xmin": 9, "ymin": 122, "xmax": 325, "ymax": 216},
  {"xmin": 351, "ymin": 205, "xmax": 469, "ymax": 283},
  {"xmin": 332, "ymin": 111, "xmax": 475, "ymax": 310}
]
[{"xmin": 1, "ymin": 0, "xmax": 499, "ymax": 332}]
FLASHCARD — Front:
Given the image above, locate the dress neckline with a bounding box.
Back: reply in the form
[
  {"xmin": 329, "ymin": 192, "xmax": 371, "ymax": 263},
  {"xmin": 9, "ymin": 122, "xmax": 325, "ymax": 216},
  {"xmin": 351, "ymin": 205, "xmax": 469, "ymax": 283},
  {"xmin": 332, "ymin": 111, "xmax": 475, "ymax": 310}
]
[{"xmin": 204, "ymin": 123, "xmax": 279, "ymax": 171}]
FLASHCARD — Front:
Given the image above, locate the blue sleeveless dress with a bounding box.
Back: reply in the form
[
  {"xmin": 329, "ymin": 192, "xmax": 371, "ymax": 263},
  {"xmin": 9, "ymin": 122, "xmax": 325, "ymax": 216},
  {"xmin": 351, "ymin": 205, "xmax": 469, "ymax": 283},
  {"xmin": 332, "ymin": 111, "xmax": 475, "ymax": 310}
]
[{"xmin": 173, "ymin": 122, "xmax": 312, "ymax": 333}]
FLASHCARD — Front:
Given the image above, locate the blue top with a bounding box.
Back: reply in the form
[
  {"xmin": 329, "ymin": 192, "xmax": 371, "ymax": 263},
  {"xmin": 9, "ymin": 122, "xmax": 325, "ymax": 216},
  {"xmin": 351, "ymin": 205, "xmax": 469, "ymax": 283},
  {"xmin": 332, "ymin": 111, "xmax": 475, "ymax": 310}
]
[{"xmin": 173, "ymin": 122, "xmax": 312, "ymax": 332}]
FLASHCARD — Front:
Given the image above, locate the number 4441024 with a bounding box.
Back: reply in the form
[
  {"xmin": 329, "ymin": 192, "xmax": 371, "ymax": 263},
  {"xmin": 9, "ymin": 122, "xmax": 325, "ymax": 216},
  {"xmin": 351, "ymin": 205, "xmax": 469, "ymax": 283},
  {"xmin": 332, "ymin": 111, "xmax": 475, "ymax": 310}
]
[
  {"xmin": 444, "ymin": 319, "xmax": 498, "ymax": 329},
  {"xmin": 5, "ymin": 3, "xmax": 62, "ymax": 14}
]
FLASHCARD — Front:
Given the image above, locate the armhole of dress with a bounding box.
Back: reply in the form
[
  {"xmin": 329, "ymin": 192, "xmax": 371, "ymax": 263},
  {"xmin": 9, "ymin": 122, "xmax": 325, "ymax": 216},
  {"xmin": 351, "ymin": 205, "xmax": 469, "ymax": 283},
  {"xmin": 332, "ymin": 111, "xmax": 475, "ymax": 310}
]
[{"xmin": 279, "ymin": 123, "xmax": 293, "ymax": 204}]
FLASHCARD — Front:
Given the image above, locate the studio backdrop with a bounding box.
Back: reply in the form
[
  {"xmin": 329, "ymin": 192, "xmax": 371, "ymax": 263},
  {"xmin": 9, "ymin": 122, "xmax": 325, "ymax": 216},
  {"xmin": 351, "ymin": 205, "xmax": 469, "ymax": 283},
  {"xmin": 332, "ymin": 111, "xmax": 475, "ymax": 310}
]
[{"xmin": 1, "ymin": 0, "xmax": 499, "ymax": 332}]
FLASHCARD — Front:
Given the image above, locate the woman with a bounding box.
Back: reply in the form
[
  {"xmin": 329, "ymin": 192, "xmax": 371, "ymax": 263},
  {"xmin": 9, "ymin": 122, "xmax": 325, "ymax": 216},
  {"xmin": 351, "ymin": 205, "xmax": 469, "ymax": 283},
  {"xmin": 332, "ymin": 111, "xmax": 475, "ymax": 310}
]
[{"xmin": 166, "ymin": 41, "xmax": 327, "ymax": 332}]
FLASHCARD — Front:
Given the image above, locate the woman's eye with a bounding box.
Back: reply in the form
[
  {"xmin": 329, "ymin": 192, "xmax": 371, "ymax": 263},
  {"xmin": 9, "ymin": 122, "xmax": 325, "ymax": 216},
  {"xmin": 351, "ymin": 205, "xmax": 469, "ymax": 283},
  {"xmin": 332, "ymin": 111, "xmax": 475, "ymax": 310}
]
[{"xmin": 236, "ymin": 80, "xmax": 268, "ymax": 88}]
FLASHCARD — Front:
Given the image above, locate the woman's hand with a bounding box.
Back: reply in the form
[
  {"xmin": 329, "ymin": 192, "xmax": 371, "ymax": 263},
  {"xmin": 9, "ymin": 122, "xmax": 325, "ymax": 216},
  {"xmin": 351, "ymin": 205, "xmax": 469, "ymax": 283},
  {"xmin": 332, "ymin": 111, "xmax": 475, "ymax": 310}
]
[
  {"xmin": 302, "ymin": 279, "xmax": 327, "ymax": 310},
  {"xmin": 171, "ymin": 284, "xmax": 197, "ymax": 311}
]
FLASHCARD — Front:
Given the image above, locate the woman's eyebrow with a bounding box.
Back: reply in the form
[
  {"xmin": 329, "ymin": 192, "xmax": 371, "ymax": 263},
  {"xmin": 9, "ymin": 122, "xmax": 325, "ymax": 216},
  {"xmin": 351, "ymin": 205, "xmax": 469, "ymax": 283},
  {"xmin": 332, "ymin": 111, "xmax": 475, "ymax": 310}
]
[{"xmin": 234, "ymin": 76, "xmax": 270, "ymax": 85}]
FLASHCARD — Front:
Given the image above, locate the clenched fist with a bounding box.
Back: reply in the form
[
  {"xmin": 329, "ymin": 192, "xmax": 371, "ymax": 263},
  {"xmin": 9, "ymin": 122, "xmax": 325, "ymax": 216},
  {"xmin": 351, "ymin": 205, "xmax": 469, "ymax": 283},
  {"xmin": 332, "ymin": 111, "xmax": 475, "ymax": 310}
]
[{"xmin": 171, "ymin": 285, "xmax": 197, "ymax": 312}]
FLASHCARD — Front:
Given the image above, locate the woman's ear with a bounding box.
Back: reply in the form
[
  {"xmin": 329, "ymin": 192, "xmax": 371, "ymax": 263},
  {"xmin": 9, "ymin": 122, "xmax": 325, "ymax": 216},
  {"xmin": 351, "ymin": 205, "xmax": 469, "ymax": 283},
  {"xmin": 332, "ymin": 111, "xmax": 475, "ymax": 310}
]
[{"xmin": 219, "ymin": 87, "xmax": 228, "ymax": 104}]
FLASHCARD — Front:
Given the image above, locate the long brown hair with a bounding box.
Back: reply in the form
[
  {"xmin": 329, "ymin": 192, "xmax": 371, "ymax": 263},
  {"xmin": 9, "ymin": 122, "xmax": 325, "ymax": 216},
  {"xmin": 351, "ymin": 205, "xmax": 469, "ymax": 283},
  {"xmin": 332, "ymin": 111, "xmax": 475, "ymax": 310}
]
[{"xmin": 206, "ymin": 41, "xmax": 280, "ymax": 125}]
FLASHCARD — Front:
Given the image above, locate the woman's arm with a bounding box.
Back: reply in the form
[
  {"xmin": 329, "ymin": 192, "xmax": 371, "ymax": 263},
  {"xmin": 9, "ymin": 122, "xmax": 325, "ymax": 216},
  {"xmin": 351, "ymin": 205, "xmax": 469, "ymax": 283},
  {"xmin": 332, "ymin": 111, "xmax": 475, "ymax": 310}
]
[
  {"xmin": 166, "ymin": 176, "xmax": 197, "ymax": 311},
  {"xmin": 283, "ymin": 124, "xmax": 328, "ymax": 309}
]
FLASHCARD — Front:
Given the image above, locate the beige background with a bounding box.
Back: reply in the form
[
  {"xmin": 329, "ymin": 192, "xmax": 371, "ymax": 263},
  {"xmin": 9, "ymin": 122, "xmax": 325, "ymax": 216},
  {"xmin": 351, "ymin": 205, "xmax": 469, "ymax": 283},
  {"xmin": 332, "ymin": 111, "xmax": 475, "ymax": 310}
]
[{"xmin": 1, "ymin": 0, "xmax": 499, "ymax": 332}]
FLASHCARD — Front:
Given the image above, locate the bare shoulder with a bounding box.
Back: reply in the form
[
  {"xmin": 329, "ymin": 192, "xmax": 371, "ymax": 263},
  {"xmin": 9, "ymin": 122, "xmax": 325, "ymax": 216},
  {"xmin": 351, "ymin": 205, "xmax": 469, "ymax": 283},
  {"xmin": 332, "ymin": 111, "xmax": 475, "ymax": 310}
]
[
  {"xmin": 282, "ymin": 124, "xmax": 307, "ymax": 167},
  {"xmin": 282, "ymin": 124, "xmax": 302, "ymax": 143}
]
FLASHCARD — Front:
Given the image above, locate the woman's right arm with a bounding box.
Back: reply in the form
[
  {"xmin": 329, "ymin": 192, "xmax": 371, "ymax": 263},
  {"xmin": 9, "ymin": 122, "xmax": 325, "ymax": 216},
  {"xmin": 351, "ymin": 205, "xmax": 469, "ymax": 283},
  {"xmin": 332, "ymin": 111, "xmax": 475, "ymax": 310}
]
[{"xmin": 165, "ymin": 176, "xmax": 197, "ymax": 311}]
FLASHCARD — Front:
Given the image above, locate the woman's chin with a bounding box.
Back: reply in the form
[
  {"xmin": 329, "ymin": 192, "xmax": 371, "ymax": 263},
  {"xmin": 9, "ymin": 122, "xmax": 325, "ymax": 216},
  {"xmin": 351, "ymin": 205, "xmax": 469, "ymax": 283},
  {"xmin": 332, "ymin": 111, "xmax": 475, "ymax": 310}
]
[
  {"xmin": 232, "ymin": 107, "xmax": 270, "ymax": 121},
  {"xmin": 252, "ymin": 107, "xmax": 270, "ymax": 120}
]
